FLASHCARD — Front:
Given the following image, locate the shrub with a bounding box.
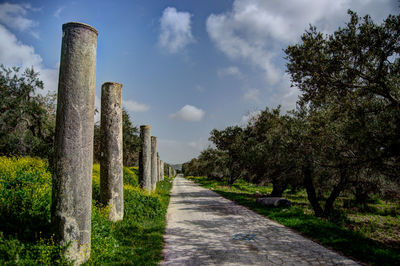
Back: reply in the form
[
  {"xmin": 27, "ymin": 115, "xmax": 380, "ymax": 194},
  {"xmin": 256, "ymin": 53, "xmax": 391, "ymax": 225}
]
[{"xmin": 0, "ymin": 156, "xmax": 51, "ymax": 240}]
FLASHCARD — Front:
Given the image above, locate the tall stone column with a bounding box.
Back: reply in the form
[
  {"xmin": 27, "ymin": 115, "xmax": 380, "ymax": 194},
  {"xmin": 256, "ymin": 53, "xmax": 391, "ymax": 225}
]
[
  {"xmin": 168, "ymin": 166, "xmax": 172, "ymax": 177},
  {"xmin": 100, "ymin": 82, "xmax": 123, "ymax": 222},
  {"xmin": 151, "ymin": 136, "xmax": 158, "ymax": 191},
  {"xmin": 52, "ymin": 22, "xmax": 97, "ymax": 264},
  {"xmin": 161, "ymin": 161, "xmax": 164, "ymax": 181},
  {"xmin": 157, "ymin": 157, "xmax": 161, "ymax": 182},
  {"xmin": 139, "ymin": 125, "xmax": 151, "ymax": 192}
]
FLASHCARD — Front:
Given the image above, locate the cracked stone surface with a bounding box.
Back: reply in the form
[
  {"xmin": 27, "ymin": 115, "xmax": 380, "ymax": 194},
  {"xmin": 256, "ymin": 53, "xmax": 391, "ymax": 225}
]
[{"xmin": 162, "ymin": 175, "xmax": 359, "ymax": 266}]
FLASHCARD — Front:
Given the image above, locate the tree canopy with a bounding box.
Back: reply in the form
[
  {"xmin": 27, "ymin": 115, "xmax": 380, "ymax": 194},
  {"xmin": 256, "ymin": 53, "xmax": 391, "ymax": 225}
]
[
  {"xmin": 183, "ymin": 11, "xmax": 400, "ymax": 218},
  {"xmin": 0, "ymin": 65, "xmax": 55, "ymax": 158}
]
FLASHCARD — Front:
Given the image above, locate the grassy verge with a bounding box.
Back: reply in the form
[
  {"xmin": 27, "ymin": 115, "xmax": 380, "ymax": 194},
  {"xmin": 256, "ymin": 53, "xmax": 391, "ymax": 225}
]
[
  {"xmin": 89, "ymin": 164, "xmax": 173, "ymax": 265},
  {"xmin": 186, "ymin": 175, "xmax": 400, "ymax": 266},
  {"xmin": 0, "ymin": 157, "xmax": 173, "ymax": 265}
]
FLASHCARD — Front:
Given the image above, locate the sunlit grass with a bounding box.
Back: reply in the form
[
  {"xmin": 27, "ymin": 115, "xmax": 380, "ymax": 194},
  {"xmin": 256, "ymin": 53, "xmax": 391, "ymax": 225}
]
[{"xmin": 0, "ymin": 156, "xmax": 173, "ymax": 265}]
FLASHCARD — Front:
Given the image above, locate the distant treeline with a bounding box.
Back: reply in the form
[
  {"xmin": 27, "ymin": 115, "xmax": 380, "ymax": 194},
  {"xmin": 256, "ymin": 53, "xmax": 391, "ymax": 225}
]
[{"xmin": 182, "ymin": 11, "xmax": 400, "ymax": 218}]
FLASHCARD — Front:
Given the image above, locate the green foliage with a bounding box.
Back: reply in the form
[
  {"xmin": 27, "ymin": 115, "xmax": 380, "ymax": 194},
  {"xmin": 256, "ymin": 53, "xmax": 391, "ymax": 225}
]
[
  {"xmin": 123, "ymin": 166, "xmax": 139, "ymax": 187},
  {"xmin": 0, "ymin": 157, "xmax": 173, "ymax": 265},
  {"xmin": 92, "ymin": 164, "xmax": 101, "ymax": 202},
  {"xmin": 0, "ymin": 156, "xmax": 69, "ymax": 265},
  {"xmin": 0, "ymin": 232, "xmax": 70, "ymax": 265},
  {"xmin": 209, "ymin": 126, "xmax": 246, "ymax": 184},
  {"xmin": 122, "ymin": 109, "xmax": 140, "ymax": 166},
  {"xmin": 93, "ymin": 109, "xmax": 140, "ymax": 166},
  {"xmin": 184, "ymin": 11, "xmax": 400, "ymax": 218},
  {"xmin": 0, "ymin": 156, "xmax": 51, "ymax": 240},
  {"xmin": 0, "ymin": 66, "xmax": 56, "ymax": 159},
  {"xmin": 88, "ymin": 172, "xmax": 173, "ymax": 265},
  {"xmin": 182, "ymin": 148, "xmax": 228, "ymax": 181},
  {"xmin": 188, "ymin": 176, "xmax": 400, "ymax": 265}
]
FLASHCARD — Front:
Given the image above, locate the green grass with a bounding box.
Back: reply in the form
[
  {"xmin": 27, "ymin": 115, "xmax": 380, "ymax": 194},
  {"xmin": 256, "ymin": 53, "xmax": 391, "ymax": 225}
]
[
  {"xmin": 0, "ymin": 156, "xmax": 69, "ymax": 265},
  {"xmin": 186, "ymin": 175, "xmax": 400, "ymax": 266},
  {"xmin": 0, "ymin": 157, "xmax": 173, "ymax": 265},
  {"xmin": 88, "ymin": 167, "xmax": 172, "ymax": 265}
]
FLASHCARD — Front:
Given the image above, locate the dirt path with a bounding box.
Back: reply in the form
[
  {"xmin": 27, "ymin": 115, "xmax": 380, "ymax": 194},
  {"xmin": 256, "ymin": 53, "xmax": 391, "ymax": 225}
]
[{"xmin": 162, "ymin": 175, "xmax": 358, "ymax": 265}]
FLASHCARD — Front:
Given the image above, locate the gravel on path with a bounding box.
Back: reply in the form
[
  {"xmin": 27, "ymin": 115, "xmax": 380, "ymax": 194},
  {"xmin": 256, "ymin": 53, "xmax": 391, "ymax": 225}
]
[{"xmin": 162, "ymin": 175, "xmax": 358, "ymax": 266}]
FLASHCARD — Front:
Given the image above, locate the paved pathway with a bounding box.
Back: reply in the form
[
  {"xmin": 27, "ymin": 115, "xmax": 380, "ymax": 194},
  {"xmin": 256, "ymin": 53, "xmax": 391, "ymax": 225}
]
[{"xmin": 162, "ymin": 175, "xmax": 358, "ymax": 266}]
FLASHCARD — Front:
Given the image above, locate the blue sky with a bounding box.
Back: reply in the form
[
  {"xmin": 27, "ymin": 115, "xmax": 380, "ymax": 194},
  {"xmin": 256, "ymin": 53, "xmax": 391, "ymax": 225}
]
[{"xmin": 0, "ymin": 0, "xmax": 398, "ymax": 164}]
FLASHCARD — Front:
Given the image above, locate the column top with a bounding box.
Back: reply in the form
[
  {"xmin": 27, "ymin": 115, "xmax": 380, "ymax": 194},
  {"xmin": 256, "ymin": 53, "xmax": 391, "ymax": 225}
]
[
  {"xmin": 63, "ymin": 22, "xmax": 98, "ymax": 35},
  {"xmin": 102, "ymin": 82, "xmax": 122, "ymax": 86},
  {"xmin": 141, "ymin": 125, "xmax": 151, "ymax": 129}
]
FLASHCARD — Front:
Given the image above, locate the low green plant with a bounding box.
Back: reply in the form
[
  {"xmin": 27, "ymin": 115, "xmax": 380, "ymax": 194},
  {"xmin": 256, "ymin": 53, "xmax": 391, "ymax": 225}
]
[
  {"xmin": 0, "ymin": 156, "xmax": 173, "ymax": 265},
  {"xmin": 87, "ymin": 174, "xmax": 173, "ymax": 265},
  {"xmin": 0, "ymin": 156, "xmax": 51, "ymax": 240},
  {"xmin": 0, "ymin": 156, "xmax": 69, "ymax": 265}
]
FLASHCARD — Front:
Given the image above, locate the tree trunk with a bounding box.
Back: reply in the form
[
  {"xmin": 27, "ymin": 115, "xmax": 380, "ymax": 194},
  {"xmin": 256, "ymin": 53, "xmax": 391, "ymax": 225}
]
[
  {"xmin": 323, "ymin": 168, "xmax": 347, "ymax": 217},
  {"xmin": 303, "ymin": 164, "xmax": 324, "ymax": 217},
  {"xmin": 270, "ymin": 181, "xmax": 288, "ymax": 197}
]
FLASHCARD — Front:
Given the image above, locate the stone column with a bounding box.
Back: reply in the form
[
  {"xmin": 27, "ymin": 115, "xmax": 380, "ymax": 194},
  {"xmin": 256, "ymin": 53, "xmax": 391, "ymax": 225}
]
[
  {"xmin": 52, "ymin": 22, "xmax": 98, "ymax": 264},
  {"xmin": 100, "ymin": 82, "xmax": 123, "ymax": 222},
  {"xmin": 157, "ymin": 157, "xmax": 161, "ymax": 182},
  {"xmin": 151, "ymin": 136, "xmax": 158, "ymax": 191},
  {"xmin": 139, "ymin": 125, "xmax": 151, "ymax": 192},
  {"xmin": 161, "ymin": 161, "xmax": 164, "ymax": 181},
  {"xmin": 168, "ymin": 166, "xmax": 172, "ymax": 177}
]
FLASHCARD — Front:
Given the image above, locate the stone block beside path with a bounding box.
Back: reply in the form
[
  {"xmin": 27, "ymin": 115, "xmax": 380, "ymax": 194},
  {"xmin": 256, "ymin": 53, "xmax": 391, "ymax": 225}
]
[{"xmin": 256, "ymin": 197, "xmax": 292, "ymax": 208}]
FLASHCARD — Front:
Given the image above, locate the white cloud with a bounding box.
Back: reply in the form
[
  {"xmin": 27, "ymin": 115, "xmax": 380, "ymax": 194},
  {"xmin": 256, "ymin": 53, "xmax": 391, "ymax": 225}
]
[
  {"xmin": 123, "ymin": 99, "xmax": 150, "ymax": 112},
  {"xmin": 0, "ymin": 24, "xmax": 41, "ymax": 66},
  {"xmin": 54, "ymin": 6, "xmax": 64, "ymax": 18},
  {"xmin": 206, "ymin": 0, "xmax": 395, "ymax": 86},
  {"xmin": 0, "ymin": 3, "xmax": 39, "ymax": 37},
  {"xmin": 218, "ymin": 66, "xmax": 243, "ymax": 79},
  {"xmin": 0, "ymin": 24, "xmax": 58, "ymax": 94},
  {"xmin": 169, "ymin": 105, "xmax": 205, "ymax": 121},
  {"xmin": 159, "ymin": 7, "xmax": 194, "ymax": 53},
  {"xmin": 243, "ymin": 88, "xmax": 260, "ymax": 103}
]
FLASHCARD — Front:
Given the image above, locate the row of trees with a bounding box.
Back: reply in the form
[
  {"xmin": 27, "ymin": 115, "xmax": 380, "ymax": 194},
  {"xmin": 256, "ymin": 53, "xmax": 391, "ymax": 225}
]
[
  {"xmin": 183, "ymin": 11, "xmax": 400, "ymax": 217},
  {"xmin": 0, "ymin": 65, "xmax": 141, "ymax": 166}
]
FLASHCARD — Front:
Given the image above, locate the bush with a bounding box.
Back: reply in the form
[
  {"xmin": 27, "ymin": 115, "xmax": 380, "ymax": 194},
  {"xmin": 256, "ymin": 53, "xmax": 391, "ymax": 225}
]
[
  {"xmin": 124, "ymin": 167, "xmax": 138, "ymax": 186},
  {"xmin": 0, "ymin": 157, "xmax": 172, "ymax": 265},
  {"xmin": 92, "ymin": 164, "xmax": 139, "ymax": 204},
  {"xmin": 0, "ymin": 156, "xmax": 51, "ymax": 240}
]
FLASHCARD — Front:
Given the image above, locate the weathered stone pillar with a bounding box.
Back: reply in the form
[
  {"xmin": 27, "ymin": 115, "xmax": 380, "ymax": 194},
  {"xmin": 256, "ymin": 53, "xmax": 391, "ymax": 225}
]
[
  {"xmin": 139, "ymin": 125, "xmax": 151, "ymax": 192},
  {"xmin": 157, "ymin": 157, "xmax": 161, "ymax": 182},
  {"xmin": 161, "ymin": 161, "xmax": 164, "ymax": 181},
  {"xmin": 100, "ymin": 82, "xmax": 123, "ymax": 222},
  {"xmin": 52, "ymin": 22, "xmax": 98, "ymax": 264},
  {"xmin": 168, "ymin": 166, "xmax": 172, "ymax": 177},
  {"xmin": 151, "ymin": 136, "xmax": 158, "ymax": 191}
]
